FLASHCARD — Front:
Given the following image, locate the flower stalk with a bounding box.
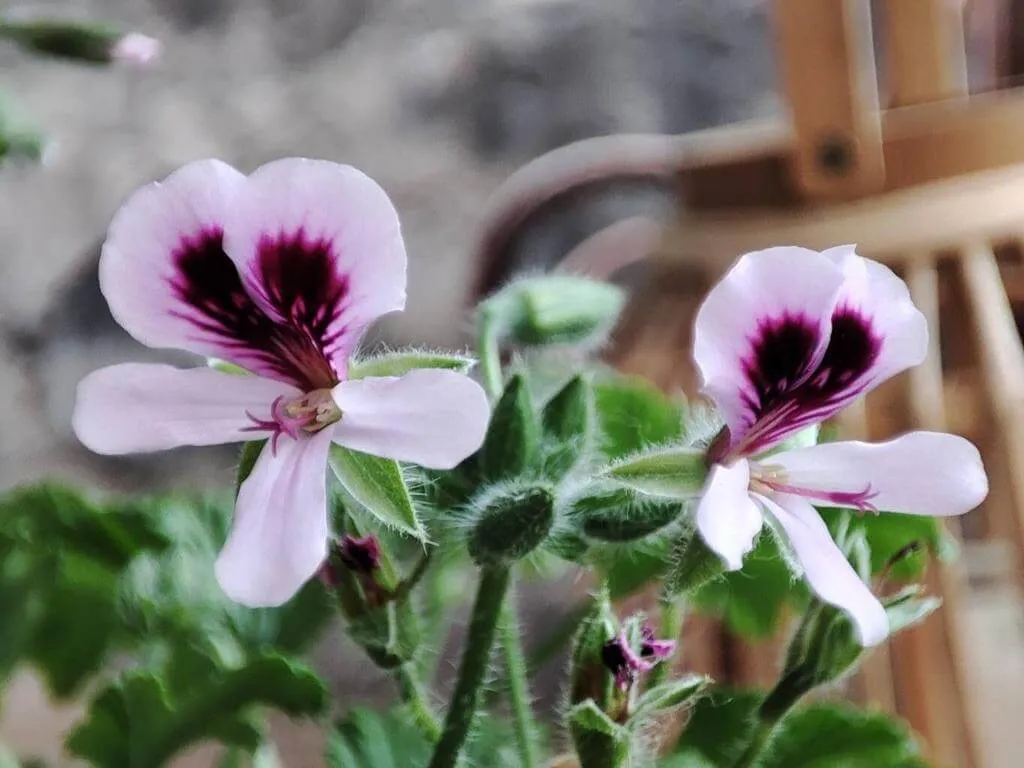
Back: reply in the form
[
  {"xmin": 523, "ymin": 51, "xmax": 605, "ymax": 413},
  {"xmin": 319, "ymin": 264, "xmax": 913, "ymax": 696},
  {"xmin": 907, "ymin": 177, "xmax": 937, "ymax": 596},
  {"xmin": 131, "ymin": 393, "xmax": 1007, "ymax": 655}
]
[
  {"xmin": 428, "ymin": 565, "xmax": 511, "ymax": 768},
  {"xmin": 500, "ymin": 586, "xmax": 540, "ymax": 768}
]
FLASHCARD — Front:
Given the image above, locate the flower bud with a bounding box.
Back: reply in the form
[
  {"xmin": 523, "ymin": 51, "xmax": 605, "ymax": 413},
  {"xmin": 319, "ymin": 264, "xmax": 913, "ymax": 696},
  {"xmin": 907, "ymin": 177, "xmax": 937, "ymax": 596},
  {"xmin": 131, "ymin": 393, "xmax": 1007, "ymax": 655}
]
[
  {"xmin": 0, "ymin": 18, "xmax": 160, "ymax": 66},
  {"xmin": 467, "ymin": 484, "xmax": 555, "ymax": 566},
  {"xmin": 482, "ymin": 275, "xmax": 625, "ymax": 348},
  {"xmin": 662, "ymin": 528, "xmax": 724, "ymax": 598},
  {"xmin": 337, "ymin": 534, "xmax": 382, "ymax": 575}
]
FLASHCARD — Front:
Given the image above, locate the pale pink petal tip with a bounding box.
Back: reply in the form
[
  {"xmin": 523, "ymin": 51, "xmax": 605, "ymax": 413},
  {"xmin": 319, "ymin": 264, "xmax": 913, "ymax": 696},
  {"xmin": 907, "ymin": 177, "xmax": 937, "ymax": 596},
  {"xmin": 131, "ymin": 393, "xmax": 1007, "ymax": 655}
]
[{"xmin": 111, "ymin": 32, "xmax": 162, "ymax": 67}]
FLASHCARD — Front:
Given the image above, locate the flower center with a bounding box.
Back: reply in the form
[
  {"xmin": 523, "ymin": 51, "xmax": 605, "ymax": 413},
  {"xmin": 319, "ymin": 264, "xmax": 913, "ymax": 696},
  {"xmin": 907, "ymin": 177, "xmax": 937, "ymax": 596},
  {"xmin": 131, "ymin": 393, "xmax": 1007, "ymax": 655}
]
[{"xmin": 243, "ymin": 389, "xmax": 342, "ymax": 454}]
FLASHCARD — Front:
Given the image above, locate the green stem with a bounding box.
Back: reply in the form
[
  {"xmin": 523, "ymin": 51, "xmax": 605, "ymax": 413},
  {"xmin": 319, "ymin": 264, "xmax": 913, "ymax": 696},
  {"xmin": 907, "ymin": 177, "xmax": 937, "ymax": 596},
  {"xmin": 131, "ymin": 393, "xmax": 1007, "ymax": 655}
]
[
  {"xmin": 428, "ymin": 566, "xmax": 511, "ymax": 768},
  {"xmin": 731, "ymin": 669, "xmax": 809, "ymax": 768},
  {"xmin": 393, "ymin": 663, "xmax": 442, "ymax": 742},
  {"xmin": 648, "ymin": 598, "xmax": 682, "ymax": 687},
  {"xmin": 477, "ymin": 310, "xmax": 504, "ymax": 400},
  {"xmin": 499, "ymin": 585, "xmax": 540, "ymax": 768}
]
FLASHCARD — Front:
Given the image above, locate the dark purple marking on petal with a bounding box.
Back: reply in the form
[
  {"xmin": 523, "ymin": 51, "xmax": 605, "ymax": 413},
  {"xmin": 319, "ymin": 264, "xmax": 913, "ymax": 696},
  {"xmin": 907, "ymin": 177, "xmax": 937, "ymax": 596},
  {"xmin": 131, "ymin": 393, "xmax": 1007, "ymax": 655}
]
[
  {"xmin": 734, "ymin": 305, "xmax": 881, "ymax": 456},
  {"xmin": 249, "ymin": 228, "xmax": 352, "ymax": 370},
  {"xmin": 167, "ymin": 227, "xmax": 345, "ymax": 390}
]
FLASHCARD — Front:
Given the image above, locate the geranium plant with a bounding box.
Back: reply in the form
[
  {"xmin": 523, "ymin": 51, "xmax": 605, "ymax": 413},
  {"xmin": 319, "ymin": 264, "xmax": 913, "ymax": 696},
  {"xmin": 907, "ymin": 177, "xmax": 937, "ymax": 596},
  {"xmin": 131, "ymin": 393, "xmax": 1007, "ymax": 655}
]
[{"xmin": 0, "ymin": 155, "xmax": 987, "ymax": 768}]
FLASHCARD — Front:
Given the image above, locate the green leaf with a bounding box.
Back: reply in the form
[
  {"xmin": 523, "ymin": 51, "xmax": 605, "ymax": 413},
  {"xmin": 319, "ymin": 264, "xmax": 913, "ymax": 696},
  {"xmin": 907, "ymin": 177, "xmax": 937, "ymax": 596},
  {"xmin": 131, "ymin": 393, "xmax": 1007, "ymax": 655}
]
[
  {"xmin": 67, "ymin": 654, "xmax": 327, "ymax": 768},
  {"xmin": 821, "ymin": 508, "xmax": 957, "ymax": 580},
  {"xmin": 348, "ymin": 350, "xmax": 476, "ymax": 379},
  {"xmin": 330, "ymin": 446, "xmax": 426, "ymax": 541},
  {"xmin": 671, "ymin": 688, "xmax": 762, "ymax": 765},
  {"xmin": 567, "ymin": 699, "xmax": 624, "ymax": 738},
  {"xmin": 481, "ymin": 375, "xmax": 540, "ymax": 480},
  {"xmin": 571, "ymin": 487, "xmax": 682, "ymax": 542},
  {"xmin": 757, "ymin": 703, "xmax": 927, "ymax": 768},
  {"xmin": 634, "ymin": 675, "xmax": 710, "ymax": 717},
  {"xmin": 467, "ymin": 484, "xmax": 555, "ymax": 565},
  {"xmin": 601, "ymin": 447, "xmax": 707, "ymax": 499},
  {"xmin": 692, "ymin": 533, "xmax": 809, "ymax": 639},
  {"xmin": 0, "ymin": 18, "xmax": 123, "ymax": 64},
  {"xmin": 593, "ymin": 377, "xmax": 684, "ymax": 460},
  {"xmin": 591, "ymin": 538, "xmax": 673, "ymax": 601}
]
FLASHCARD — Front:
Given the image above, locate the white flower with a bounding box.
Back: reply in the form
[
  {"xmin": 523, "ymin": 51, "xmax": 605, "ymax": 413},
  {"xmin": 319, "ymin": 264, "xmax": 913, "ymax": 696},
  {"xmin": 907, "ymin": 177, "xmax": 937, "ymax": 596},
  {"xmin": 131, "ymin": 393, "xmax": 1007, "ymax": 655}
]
[
  {"xmin": 692, "ymin": 245, "xmax": 988, "ymax": 645},
  {"xmin": 72, "ymin": 158, "xmax": 490, "ymax": 607}
]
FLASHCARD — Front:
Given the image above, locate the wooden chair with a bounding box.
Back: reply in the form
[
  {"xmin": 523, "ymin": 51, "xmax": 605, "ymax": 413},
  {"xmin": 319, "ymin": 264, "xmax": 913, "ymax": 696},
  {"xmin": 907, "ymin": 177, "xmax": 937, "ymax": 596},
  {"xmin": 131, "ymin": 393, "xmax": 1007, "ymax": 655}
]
[{"xmin": 469, "ymin": 2, "xmax": 1024, "ymax": 766}]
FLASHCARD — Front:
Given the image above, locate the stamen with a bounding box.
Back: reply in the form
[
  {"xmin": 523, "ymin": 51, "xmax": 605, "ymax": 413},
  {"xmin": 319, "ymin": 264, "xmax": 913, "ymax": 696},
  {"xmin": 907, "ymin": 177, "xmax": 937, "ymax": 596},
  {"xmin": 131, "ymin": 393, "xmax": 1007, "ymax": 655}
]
[{"xmin": 242, "ymin": 390, "xmax": 342, "ymax": 454}]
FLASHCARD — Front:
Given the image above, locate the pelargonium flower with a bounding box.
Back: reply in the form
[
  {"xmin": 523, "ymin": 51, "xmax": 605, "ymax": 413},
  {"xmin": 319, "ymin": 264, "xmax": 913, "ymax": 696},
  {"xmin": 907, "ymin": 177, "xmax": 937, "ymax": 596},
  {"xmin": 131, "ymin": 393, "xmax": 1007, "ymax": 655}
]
[
  {"xmin": 692, "ymin": 245, "xmax": 988, "ymax": 646},
  {"xmin": 601, "ymin": 624, "xmax": 675, "ymax": 691},
  {"xmin": 72, "ymin": 158, "xmax": 489, "ymax": 607}
]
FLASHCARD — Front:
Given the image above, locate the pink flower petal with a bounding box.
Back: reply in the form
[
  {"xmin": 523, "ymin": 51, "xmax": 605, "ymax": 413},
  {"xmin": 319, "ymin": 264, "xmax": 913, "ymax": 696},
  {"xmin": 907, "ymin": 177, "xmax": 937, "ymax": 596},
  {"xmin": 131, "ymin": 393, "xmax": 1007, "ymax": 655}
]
[
  {"xmin": 100, "ymin": 159, "xmax": 249, "ymax": 361},
  {"xmin": 695, "ymin": 459, "xmax": 763, "ymax": 570},
  {"xmin": 759, "ymin": 492, "xmax": 889, "ymax": 646},
  {"xmin": 824, "ymin": 245, "xmax": 928, "ymax": 389},
  {"xmin": 693, "ymin": 246, "xmax": 845, "ymax": 453},
  {"xmin": 764, "ymin": 431, "xmax": 988, "ymax": 516},
  {"xmin": 72, "ymin": 363, "xmax": 300, "ymax": 455},
  {"xmin": 223, "ymin": 158, "xmax": 407, "ymax": 379},
  {"xmin": 215, "ymin": 429, "xmax": 333, "ymax": 607},
  {"xmin": 331, "ymin": 369, "xmax": 490, "ymax": 469}
]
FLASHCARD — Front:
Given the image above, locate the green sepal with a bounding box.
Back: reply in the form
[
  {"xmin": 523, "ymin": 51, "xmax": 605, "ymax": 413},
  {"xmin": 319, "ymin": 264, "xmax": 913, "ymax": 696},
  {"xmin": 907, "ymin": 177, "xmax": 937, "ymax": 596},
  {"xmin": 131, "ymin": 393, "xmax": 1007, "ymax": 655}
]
[
  {"xmin": 329, "ymin": 446, "xmax": 427, "ymax": 542},
  {"xmin": 633, "ymin": 675, "xmax": 710, "ymax": 719},
  {"xmin": 480, "ymin": 375, "xmax": 540, "ymax": 481},
  {"xmin": 571, "ymin": 487, "xmax": 682, "ymax": 542},
  {"xmin": 600, "ymin": 446, "xmax": 707, "ymax": 499},
  {"xmin": 541, "ymin": 375, "xmax": 593, "ymax": 477},
  {"xmin": 347, "ymin": 350, "xmax": 475, "ymax": 379}
]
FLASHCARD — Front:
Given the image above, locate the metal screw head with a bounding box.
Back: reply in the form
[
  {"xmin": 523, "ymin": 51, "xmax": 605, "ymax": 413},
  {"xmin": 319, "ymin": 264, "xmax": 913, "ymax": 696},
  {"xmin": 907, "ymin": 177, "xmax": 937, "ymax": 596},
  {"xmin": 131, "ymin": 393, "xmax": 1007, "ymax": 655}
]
[{"xmin": 816, "ymin": 135, "xmax": 855, "ymax": 175}]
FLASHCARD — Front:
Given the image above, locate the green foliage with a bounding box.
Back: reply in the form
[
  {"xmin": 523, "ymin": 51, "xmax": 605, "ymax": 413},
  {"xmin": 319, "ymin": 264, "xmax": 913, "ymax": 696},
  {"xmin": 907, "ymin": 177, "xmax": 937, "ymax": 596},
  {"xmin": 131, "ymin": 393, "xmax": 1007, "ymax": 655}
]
[
  {"xmin": 67, "ymin": 653, "xmax": 326, "ymax": 767},
  {"xmin": 755, "ymin": 703, "xmax": 928, "ymax": 768},
  {"xmin": 593, "ymin": 377, "xmax": 684, "ymax": 460},
  {"xmin": 348, "ymin": 350, "xmax": 476, "ymax": 379},
  {"xmin": 821, "ymin": 508, "xmax": 957, "ymax": 581},
  {"xmin": 330, "ymin": 446, "xmax": 427, "ymax": 541},
  {"xmin": 672, "ymin": 689, "xmax": 763, "ymax": 766},
  {"xmin": 692, "ymin": 533, "xmax": 810, "ymax": 638}
]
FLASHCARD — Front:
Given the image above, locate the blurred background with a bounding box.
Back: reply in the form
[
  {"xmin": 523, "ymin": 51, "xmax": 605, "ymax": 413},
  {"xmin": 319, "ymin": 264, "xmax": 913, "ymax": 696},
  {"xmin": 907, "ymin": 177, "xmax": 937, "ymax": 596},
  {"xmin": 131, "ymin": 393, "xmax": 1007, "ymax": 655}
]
[{"xmin": 1, "ymin": 0, "xmax": 1023, "ymax": 765}]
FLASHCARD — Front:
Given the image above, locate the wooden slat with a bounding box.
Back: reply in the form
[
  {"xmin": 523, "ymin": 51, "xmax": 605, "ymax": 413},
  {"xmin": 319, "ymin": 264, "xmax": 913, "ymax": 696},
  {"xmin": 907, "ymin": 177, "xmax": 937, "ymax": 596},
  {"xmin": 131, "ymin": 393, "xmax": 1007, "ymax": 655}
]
[
  {"xmin": 887, "ymin": 256, "xmax": 981, "ymax": 768},
  {"xmin": 884, "ymin": 0, "xmax": 969, "ymax": 106},
  {"xmin": 959, "ymin": 243, "xmax": 1024, "ymax": 591},
  {"xmin": 772, "ymin": 0, "xmax": 885, "ymax": 200}
]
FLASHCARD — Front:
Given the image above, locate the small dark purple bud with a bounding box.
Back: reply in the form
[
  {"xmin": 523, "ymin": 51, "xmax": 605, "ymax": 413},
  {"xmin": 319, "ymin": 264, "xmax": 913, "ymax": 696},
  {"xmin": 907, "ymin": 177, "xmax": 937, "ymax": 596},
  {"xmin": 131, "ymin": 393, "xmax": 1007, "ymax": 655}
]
[
  {"xmin": 338, "ymin": 534, "xmax": 382, "ymax": 574},
  {"xmin": 639, "ymin": 623, "xmax": 676, "ymax": 661},
  {"xmin": 601, "ymin": 630, "xmax": 652, "ymax": 692}
]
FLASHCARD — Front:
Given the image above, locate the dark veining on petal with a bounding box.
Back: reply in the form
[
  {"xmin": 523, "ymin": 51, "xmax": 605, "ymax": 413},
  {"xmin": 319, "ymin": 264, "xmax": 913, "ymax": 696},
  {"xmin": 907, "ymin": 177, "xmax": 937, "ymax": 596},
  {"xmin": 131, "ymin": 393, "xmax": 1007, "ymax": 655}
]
[
  {"xmin": 167, "ymin": 227, "xmax": 345, "ymax": 390},
  {"xmin": 735, "ymin": 305, "xmax": 881, "ymax": 456}
]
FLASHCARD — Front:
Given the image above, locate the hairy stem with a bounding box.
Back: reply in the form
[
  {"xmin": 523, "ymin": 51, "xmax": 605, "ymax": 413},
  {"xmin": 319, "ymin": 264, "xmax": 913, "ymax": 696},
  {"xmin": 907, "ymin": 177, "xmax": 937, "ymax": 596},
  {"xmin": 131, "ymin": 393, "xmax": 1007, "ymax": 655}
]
[
  {"xmin": 500, "ymin": 585, "xmax": 540, "ymax": 768},
  {"xmin": 428, "ymin": 566, "xmax": 511, "ymax": 768},
  {"xmin": 392, "ymin": 663, "xmax": 442, "ymax": 742},
  {"xmin": 731, "ymin": 669, "xmax": 808, "ymax": 768},
  {"xmin": 477, "ymin": 310, "xmax": 504, "ymax": 400}
]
